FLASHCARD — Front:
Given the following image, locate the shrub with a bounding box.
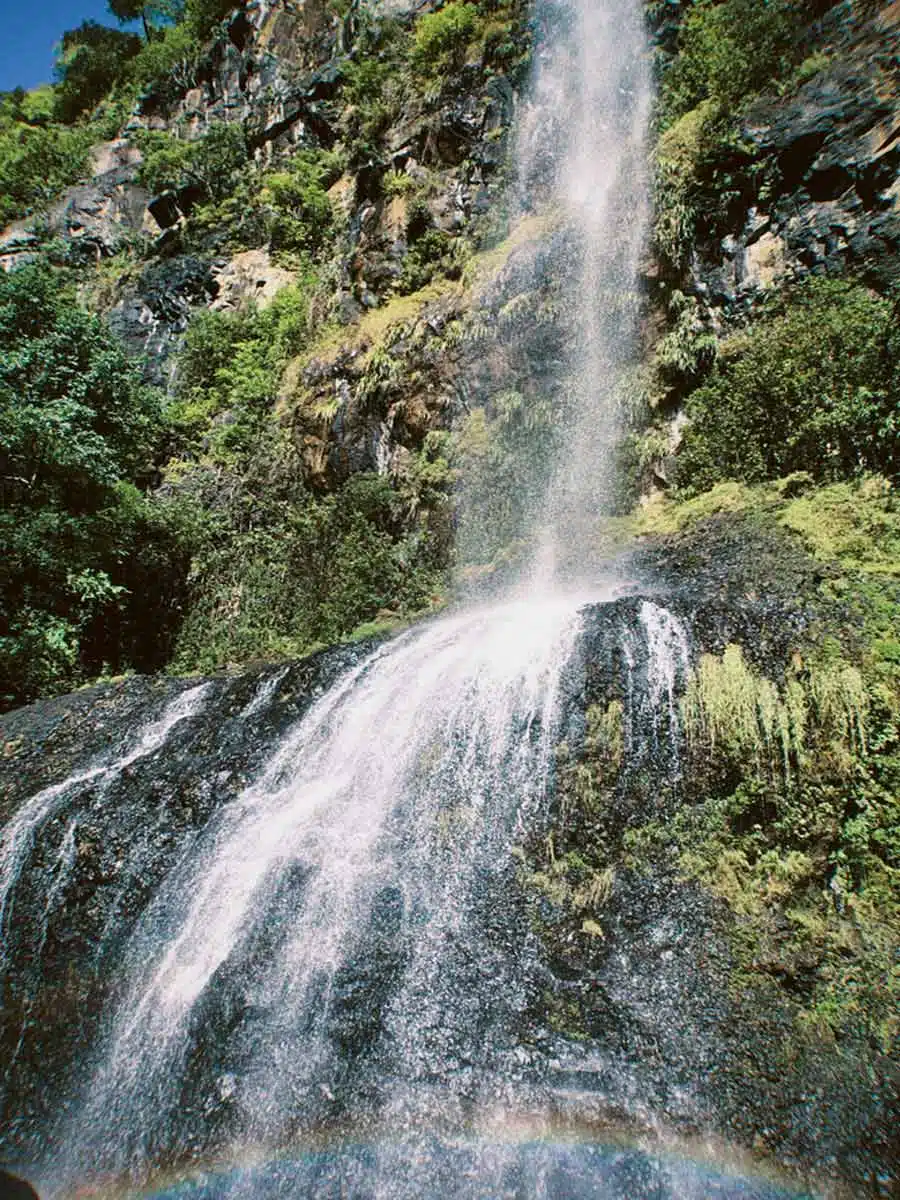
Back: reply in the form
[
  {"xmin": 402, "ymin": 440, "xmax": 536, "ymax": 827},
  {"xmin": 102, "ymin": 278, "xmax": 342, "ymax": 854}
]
[
  {"xmin": 182, "ymin": 0, "xmax": 239, "ymax": 40},
  {"xmin": 170, "ymin": 459, "xmax": 444, "ymax": 672},
  {"xmin": 676, "ymin": 279, "xmax": 899, "ymax": 493},
  {"xmin": 170, "ymin": 282, "xmax": 314, "ymax": 460},
  {"xmin": 658, "ymin": 0, "xmax": 816, "ymax": 130},
  {"xmin": 410, "ymin": 2, "xmax": 480, "ymax": 78},
  {"xmin": 338, "ymin": 15, "xmax": 410, "ymax": 164},
  {"xmin": 53, "ymin": 21, "xmax": 143, "ymax": 123},
  {"xmin": 0, "ymin": 119, "xmax": 97, "ymax": 224},
  {"xmin": 126, "ymin": 22, "xmax": 198, "ymax": 99},
  {"xmin": 261, "ymin": 150, "xmax": 341, "ymax": 258},
  {"xmin": 136, "ymin": 121, "xmax": 248, "ymax": 202}
]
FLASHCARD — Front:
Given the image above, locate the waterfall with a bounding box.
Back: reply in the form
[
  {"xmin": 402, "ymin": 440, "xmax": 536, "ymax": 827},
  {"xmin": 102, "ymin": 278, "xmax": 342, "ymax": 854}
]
[
  {"xmin": 27, "ymin": 593, "xmax": 710, "ymax": 1200},
  {"xmin": 517, "ymin": 0, "xmax": 651, "ymax": 583},
  {"xmin": 55, "ymin": 598, "xmax": 588, "ymax": 1183}
]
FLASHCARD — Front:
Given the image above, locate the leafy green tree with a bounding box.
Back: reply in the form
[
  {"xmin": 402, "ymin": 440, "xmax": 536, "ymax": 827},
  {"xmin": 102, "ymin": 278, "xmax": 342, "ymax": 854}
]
[
  {"xmin": 53, "ymin": 20, "xmax": 142, "ymax": 122},
  {"xmin": 677, "ymin": 280, "xmax": 900, "ymax": 492},
  {"xmin": 0, "ymin": 264, "xmax": 194, "ymax": 710},
  {"xmin": 182, "ymin": 0, "xmax": 241, "ymax": 41},
  {"xmin": 108, "ymin": 0, "xmax": 184, "ymax": 41}
]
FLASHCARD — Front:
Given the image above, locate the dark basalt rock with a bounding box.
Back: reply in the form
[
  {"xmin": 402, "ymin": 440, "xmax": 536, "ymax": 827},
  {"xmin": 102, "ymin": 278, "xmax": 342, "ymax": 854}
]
[
  {"xmin": 683, "ymin": 2, "xmax": 900, "ymax": 310},
  {"xmin": 0, "ymin": 1169, "xmax": 39, "ymax": 1200},
  {"xmin": 107, "ymin": 254, "xmax": 219, "ymax": 384}
]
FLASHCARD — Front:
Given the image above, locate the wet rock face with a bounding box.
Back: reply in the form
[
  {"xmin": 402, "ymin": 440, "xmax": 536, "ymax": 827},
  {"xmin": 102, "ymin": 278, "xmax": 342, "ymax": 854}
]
[
  {"xmin": 1, "ymin": 523, "xmax": 892, "ymax": 1192},
  {"xmin": 107, "ymin": 255, "xmax": 220, "ymax": 385},
  {"xmin": 0, "ymin": 640, "xmax": 375, "ymax": 1159},
  {"xmin": 688, "ymin": 2, "xmax": 900, "ymax": 308}
]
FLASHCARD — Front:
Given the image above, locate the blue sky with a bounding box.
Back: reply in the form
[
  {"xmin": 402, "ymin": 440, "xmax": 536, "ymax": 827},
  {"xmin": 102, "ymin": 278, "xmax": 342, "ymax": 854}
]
[{"xmin": 0, "ymin": 1, "xmax": 140, "ymax": 93}]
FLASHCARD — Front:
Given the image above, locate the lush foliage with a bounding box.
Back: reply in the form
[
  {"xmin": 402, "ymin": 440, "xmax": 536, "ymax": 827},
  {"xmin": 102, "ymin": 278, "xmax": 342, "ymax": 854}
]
[
  {"xmin": 0, "ymin": 0, "xmax": 241, "ymax": 227},
  {"xmin": 0, "ymin": 89, "xmax": 102, "ymax": 225},
  {"xmin": 161, "ymin": 286, "xmax": 448, "ymax": 671},
  {"xmin": 658, "ymin": 0, "xmax": 817, "ymax": 131},
  {"xmin": 171, "ymin": 455, "xmax": 445, "ymax": 671},
  {"xmin": 676, "ymin": 279, "xmax": 900, "ymax": 492},
  {"xmin": 411, "ymin": 2, "xmax": 480, "ymax": 78},
  {"xmin": 171, "ymin": 281, "xmax": 314, "ymax": 453},
  {"xmin": 0, "ymin": 264, "xmax": 194, "ymax": 709},
  {"xmin": 258, "ymin": 150, "xmax": 342, "ymax": 259},
  {"xmin": 136, "ymin": 122, "xmax": 249, "ymax": 204},
  {"xmin": 53, "ymin": 21, "xmax": 143, "ymax": 123}
]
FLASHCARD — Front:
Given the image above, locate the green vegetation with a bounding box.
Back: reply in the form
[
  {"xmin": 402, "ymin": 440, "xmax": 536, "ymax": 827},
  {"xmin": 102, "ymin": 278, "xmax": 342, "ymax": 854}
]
[
  {"xmin": 171, "ymin": 459, "xmax": 446, "ymax": 671},
  {"xmin": 170, "ymin": 280, "xmax": 315, "ymax": 453},
  {"xmin": 675, "ymin": 279, "xmax": 899, "ymax": 493},
  {"xmin": 159, "ymin": 287, "xmax": 452, "ymax": 672},
  {"xmin": 135, "ymin": 122, "xmax": 249, "ymax": 204},
  {"xmin": 108, "ymin": 0, "xmax": 182, "ymax": 42},
  {"xmin": 652, "ymin": 0, "xmax": 829, "ymax": 271},
  {"xmin": 627, "ymin": 624, "xmax": 899, "ymax": 1048},
  {"xmin": 0, "ymin": 263, "xmax": 195, "ymax": 709},
  {"xmin": 0, "ymin": 0, "xmax": 239, "ymax": 228},
  {"xmin": 516, "ymin": 469, "xmax": 900, "ymax": 1058},
  {"xmin": 411, "ymin": 2, "xmax": 480, "ymax": 79},
  {"xmin": 657, "ymin": 0, "xmax": 817, "ymax": 130},
  {"xmin": 53, "ymin": 21, "xmax": 143, "ymax": 123}
]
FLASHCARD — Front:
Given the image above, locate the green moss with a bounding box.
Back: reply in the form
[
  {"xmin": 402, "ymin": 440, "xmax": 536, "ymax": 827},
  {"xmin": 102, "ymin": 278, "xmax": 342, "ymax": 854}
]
[{"xmin": 779, "ymin": 478, "xmax": 900, "ymax": 577}]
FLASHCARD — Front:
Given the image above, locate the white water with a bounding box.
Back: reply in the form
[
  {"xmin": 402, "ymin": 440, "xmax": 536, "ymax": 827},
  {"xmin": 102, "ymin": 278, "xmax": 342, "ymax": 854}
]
[
  {"xmin": 518, "ymin": 0, "xmax": 651, "ymax": 583},
  {"xmin": 45, "ymin": 589, "xmax": 695, "ymax": 1194},
  {"xmin": 62, "ymin": 596, "xmax": 589, "ymax": 1174},
  {"xmin": 640, "ymin": 600, "xmax": 691, "ymax": 763}
]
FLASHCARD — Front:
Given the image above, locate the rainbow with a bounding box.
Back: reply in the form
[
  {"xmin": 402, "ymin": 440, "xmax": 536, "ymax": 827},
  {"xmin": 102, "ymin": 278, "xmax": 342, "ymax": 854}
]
[{"xmin": 57, "ymin": 1117, "xmax": 826, "ymax": 1200}]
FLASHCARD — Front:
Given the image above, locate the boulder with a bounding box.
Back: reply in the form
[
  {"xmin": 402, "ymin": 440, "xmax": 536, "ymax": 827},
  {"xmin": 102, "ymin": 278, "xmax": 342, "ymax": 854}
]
[
  {"xmin": 45, "ymin": 140, "xmax": 150, "ymax": 261},
  {"xmin": 210, "ymin": 249, "xmax": 296, "ymax": 311}
]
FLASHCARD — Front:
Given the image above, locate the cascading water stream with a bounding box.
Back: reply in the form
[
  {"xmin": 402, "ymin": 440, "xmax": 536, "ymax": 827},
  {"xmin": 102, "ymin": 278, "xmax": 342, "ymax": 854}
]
[
  {"xmin": 48, "ymin": 596, "xmax": 589, "ymax": 1189},
  {"xmin": 516, "ymin": 0, "xmax": 650, "ymax": 584},
  {"xmin": 34, "ymin": 593, "xmax": 710, "ymax": 1200}
]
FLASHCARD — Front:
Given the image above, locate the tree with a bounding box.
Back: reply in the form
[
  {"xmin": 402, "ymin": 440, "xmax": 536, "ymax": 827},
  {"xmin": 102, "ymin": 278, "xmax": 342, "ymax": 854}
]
[
  {"xmin": 53, "ymin": 21, "xmax": 142, "ymax": 122},
  {"xmin": 0, "ymin": 263, "xmax": 194, "ymax": 709},
  {"xmin": 107, "ymin": 0, "xmax": 185, "ymax": 42}
]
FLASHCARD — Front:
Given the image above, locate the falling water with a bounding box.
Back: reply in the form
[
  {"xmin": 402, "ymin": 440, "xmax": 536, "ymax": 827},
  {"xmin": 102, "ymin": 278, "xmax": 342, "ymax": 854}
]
[
  {"xmin": 517, "ymin": 0, "xmax": 651, "ymax": 583},
  {"xmin": 55, "ymin": 598, "xmax": 588, "ymax": 1187},
  {"xmin": 639, "ymin": 601, "xmax": 691, "ymax": 766}
]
